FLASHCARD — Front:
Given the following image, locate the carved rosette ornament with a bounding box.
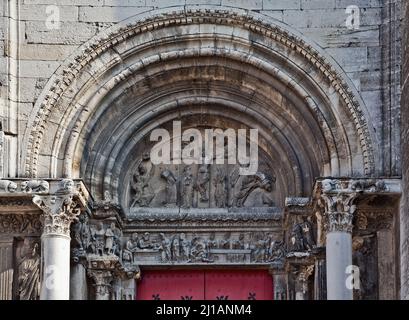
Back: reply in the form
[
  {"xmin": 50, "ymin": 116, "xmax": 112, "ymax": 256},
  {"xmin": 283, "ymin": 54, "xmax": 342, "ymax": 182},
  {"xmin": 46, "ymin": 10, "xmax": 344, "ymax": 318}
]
[{"xmin": 32, "ymin": 179, "xmax": 81, "ymax": 237}]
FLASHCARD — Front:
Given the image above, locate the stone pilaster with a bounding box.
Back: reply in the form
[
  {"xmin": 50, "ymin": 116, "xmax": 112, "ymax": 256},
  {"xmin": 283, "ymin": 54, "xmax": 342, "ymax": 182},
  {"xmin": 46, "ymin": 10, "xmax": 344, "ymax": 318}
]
[{"xmin": 33, "ymin": 179, "xmax": 80, "ymax": 300}]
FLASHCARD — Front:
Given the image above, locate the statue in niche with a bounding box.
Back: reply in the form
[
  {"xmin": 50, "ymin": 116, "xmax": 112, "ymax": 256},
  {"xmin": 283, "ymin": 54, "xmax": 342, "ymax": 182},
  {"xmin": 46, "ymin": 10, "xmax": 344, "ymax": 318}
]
[
  {"xmin": 288, "ymin": 218, "xmax": 316, "ymax": 252},
  {"xmin": 123, "ymin": 233, "xmax": 139, "ymax": 264},
  {"xmin": 130, "ymin": 154, "xmax": 154, "ymax": 207},
  {"xmin": 160, "ymin": 170, "xmax": 177, "ymax": 206},
  {"xmin": 233, "ymin": 172, "xmax": 275, "ymax": 207},
  {"xmin": 194, "ymin": 165, "xmax": 210, "ymax": 202},
  {"xmin": 159, "ymin": 233, "xmax": 172, "ymax": 262},
  {"xmin": 18, "ymin": 243, "xmax": 40, "ymax": 300},
  {"xmin": 214, "ymin": 167, "xmax": 226, "ymax": 208},
  {"xmin": 71, "ymin": 214, "xmax": 91, "ymax": 261},
  {"xmin": 112, "ymin": 223, "xmax": 122, "ymax": 256},
  {"xmin": 90, "ymin": 222, "xmax": 106, "ymax": 256},
  {"xmin": 104, "ymin": 224, "xmax": 115, "ymax": 255},
  {"xmin": 232, "ymin": 234, "xmax": 246, "ymax": 250},
  {"xmin": 219, "ymin": 232, "xmax": 231, "ymax": 250},
  {"xmin": 288, "ymin": 223, "xmax": 305, "ymax": 252},
  {"xmin": 353, "ymin": 236, "xmax": 377, "ymax": 300},
  {"xmin": 181, "ymin": 166, "xmax": 193, "ymax": 208},
  {"xmin": 301, "ymin": 219, "xmax": 315, "ymax": 250}
]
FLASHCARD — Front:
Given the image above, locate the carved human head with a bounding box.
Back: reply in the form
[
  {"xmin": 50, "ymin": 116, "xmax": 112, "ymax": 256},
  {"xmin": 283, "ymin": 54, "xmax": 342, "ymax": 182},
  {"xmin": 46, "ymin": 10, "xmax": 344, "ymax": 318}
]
[{"xmin": 8, "ymin": 181, "xmax": 18, "ymax": 192}]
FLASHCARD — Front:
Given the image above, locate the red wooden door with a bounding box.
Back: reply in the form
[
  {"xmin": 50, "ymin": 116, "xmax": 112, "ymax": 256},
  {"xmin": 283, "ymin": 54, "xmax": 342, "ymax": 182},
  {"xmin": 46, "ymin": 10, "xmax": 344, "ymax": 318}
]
[
  {"xmin": 136, "ymin": 270, "xmax": 204, "ymax": 300},
  {"xmin": 204, "ymin": 270, "xmax": 273, "ymax": 300},
  {"xmin": 136, "ymin": 269, "xmax": 273, "ymax": 300}
]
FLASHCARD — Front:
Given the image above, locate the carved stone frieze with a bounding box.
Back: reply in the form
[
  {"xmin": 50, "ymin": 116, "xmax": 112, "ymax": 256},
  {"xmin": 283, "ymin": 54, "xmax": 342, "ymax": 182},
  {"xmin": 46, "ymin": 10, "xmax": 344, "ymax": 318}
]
[
  {"xmin": 128, "ymin": 151, "xmax": 276, "ymax": 210},
  {"xmin": 355, "ymin": 210, "xmax": 394, "ymax": 231},
  {"xmin": 0, "ymin": 214, "xmax": 42, "ymax": 235},
  {"xmin": 121, "ymin": 231, "xmax": 285, "ymax": 265}
]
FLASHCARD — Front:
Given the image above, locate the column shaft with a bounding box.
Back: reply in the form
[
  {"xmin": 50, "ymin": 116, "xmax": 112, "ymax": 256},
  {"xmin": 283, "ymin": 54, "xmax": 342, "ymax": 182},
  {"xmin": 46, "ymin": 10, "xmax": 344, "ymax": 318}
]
[
  {"xmin": 326, "ymin": 232, "xmax": 352, "ymax": 300},
  {"xmin": 41, "ymin": 234, "xmax": 71, "ymax": 300}
]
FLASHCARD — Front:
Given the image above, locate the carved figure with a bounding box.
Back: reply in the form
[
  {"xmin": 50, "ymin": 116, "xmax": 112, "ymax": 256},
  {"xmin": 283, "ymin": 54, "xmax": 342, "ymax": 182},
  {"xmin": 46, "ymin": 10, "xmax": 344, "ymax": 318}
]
[
  {"xmin": 104, "ymin": 224, "xmax": 115, "ymax": 255},
  {"xmin": 161, "ymin": 170, "xmax": 177, "ymax": 205},
  {"xmin": 234, "ymin": 172, "xmax": 275, "ymax": 207},
  {"xmin": 219, "ymin": 232, "xmax": 231, "ymax": 250},
  {"xmin": 18, "ymin": 243, "xmax": 40, "ymax": 300},
  {"xmin": 90, "ymin": 222, "xmax": 105, "ymax": 256},
  {"xmin": 21, "ymin": 180, "xmax": 49, "ymax": 193},
  {"xmin": 232, "ymin": 233, "xmax": 245, "ymax": 250},
  {"xmin": 71, "ymin": 214, "xmax": 91, "ymax": 261},
  {"xmin": 159, "ymin": 233, "xmax": 172, "ymax": 262},
  {"xmin": 214, "ymin": 167, "xmax": 226, "ymax": 207},
  {"xmin": 181, "ymin": 166, "xmax": 193, "ymax": 208},
  {"xmin": 123, "ymin": 233, "xmax": 138, "ymax": 263},
  {"xmin": 0, "ymin": 180, "xmax": 17, "ymax": 193},
  {"xmin": 130, "ymin": 155, "xmax": 154, "ymax": 207},
  {"xmin": 267, "ymin": 241, "xmax": 286, "ymax": 263},
  {"xmin": 180, "ymin": 233, "xmax": 191, "ymax": 261},
  {"xmin": 301, "ymin": 219, "xmax": 315, "ymax": 250},
  {"xmin": 289, "ymin": 223, "xmax": 304, "ymax": 252},
  {"xmin": 137, "ymin": 232, "xmax": 158, "ymax": 250},
  {"xmin": 194, "ymin": 165, "xmax": 210, "ymax": 202},
  {"xmin": 171, "ymin": 235, "xmax": 181, "ymax": 261},
  {"xmin": 252, "ymin": 235, "xmax": 267, "ymax": 262}
]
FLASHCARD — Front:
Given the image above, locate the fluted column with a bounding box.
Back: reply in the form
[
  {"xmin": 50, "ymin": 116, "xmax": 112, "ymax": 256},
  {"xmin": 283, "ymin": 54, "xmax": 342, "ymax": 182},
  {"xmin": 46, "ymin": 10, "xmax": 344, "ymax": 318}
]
[
  {"xmin": 319, "ymin": 180, "xmax": 357, "ymax": 300},
  {"xmin": 33, "ymin": 179, "xmax": 80, "ymax": 300}
]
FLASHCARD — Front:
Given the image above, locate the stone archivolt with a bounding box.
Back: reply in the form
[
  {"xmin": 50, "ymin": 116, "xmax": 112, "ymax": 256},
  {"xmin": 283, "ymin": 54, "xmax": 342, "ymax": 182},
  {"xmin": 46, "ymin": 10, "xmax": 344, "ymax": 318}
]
[{"xmin": 21, "ymin": 8, "xmax": 377, "ymax": 213}]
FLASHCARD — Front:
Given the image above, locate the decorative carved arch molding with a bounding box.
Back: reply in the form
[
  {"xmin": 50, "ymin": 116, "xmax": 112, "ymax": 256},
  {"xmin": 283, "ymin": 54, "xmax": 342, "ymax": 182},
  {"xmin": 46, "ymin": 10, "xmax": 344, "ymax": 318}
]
[{"xmin": 21, "ymin": 6, "xmax": 378, "ymax": 206}]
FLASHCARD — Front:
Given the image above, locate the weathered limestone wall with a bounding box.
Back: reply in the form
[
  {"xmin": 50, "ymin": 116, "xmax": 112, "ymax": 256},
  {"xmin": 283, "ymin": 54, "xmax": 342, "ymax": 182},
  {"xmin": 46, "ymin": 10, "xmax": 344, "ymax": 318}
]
[
  {"xmin": 0, "ymin": 0, "xmax": 400, "ymax": 179},
  {"xmin": 400, "ymin": 0, "xmax": 409, "ymax": 300}
]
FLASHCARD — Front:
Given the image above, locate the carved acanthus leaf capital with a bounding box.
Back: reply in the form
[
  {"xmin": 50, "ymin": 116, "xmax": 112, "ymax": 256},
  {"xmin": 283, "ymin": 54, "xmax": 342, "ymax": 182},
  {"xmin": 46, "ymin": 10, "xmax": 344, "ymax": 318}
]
[
  {"xmin": 318, "ymin": 180, "xmax": 358, "ymax": 233},
  {"xmin": 33, "ymin": 179, "xmax": 81, "ymax": 237},
  {"xmin": 87, "ymin": 270, "xmax": 113, "ymax": 299}
]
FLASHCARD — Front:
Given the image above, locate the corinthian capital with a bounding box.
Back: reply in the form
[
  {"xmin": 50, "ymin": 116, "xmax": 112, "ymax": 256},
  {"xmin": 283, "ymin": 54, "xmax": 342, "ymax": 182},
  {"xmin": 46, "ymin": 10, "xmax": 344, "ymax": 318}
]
[
  {"xmin": 87, "ymin": 270, "xmax": 113, "ymax": 300},
  {"xmin": 318, "ymin": 179, "xmax": 358, "ymax": 233},
  {"xmin": 33, "ymin": 179, "xmax": 81, "ymax": 237}
]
